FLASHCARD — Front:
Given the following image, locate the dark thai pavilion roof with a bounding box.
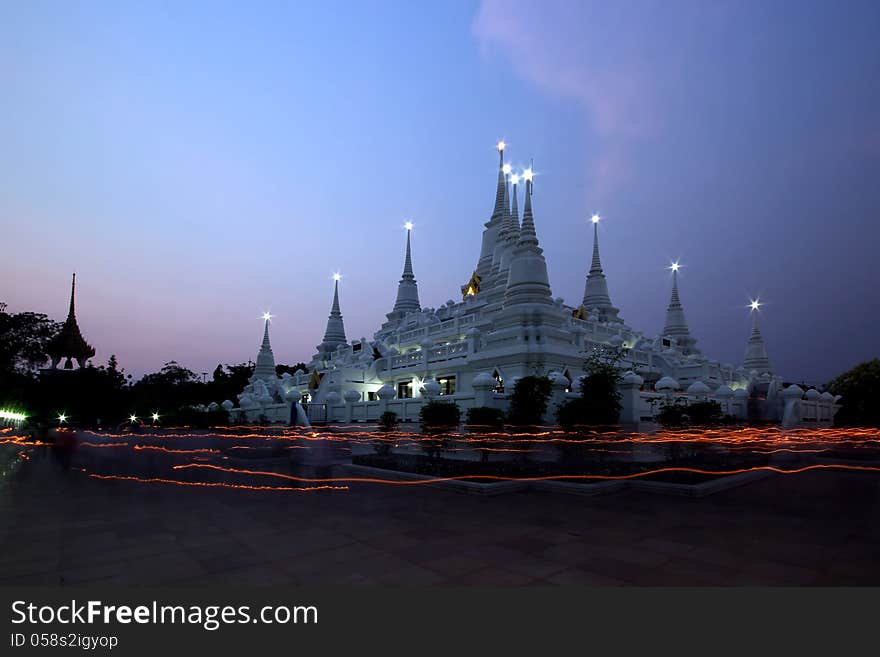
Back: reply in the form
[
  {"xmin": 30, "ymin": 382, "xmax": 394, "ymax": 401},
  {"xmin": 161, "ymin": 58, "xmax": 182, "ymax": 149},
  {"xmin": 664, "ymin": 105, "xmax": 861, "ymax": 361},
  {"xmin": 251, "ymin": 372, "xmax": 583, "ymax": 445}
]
[{"xmin": 47, "ymin": 273, "xmax": 95, "ymax": 364}]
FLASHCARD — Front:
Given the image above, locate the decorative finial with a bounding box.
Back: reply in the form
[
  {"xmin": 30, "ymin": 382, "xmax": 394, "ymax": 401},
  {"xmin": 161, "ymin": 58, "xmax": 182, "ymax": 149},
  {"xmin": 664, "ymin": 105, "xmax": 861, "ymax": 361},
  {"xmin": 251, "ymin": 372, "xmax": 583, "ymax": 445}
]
[
  {"xmin": 57, "ymin": 413, "xmax": 67, "ymax": 424},
  {"xmin": 497, "ymin": 139, "xmax": 506, "ymax": 153},
  {"xmin": 669, "ymin": 260, "xmax": 680, "ymax": 273},
  {"xmin": 151, "ymin": 412, "xmax": 160, "ymax": 422},
  {"xmin": 591, "ymin": 213, "xmax": 601, "ymax": 224},
  {"xmin": 129, "ymin": 414, "xmax": 138, "ymax": 423},
  {"xmin": 749, "ymin": 298, "xmax": 761, "ymax": 312},
  {"xmin": 502, "ymin": 163, "xmax": 512, "ymax": 175},
  {"xmin": 404, "ymin": 221, "xmax": 414, "ymax": 231},
  {"xmin": 522, "ymin": 167, "xmax": 534, "ymax": 183},
  {"xmin": 333, "ymin": 272, "xmax": 342, "ymax": 282},
  {"xmin": 510, "ymin": 173, "xmax": 520, "ymax": 186},
  {"xmin": 261, "ymin": 312, "xmax": 273, "ymax": 322}
]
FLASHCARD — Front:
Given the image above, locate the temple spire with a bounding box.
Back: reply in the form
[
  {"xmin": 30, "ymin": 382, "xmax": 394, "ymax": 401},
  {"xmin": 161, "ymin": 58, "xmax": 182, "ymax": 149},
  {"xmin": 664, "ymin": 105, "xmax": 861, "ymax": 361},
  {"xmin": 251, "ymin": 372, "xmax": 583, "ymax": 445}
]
[
  {"xmin": 743, "ymin": 301, "xmax": 772, "ymax": 373},
  {"xmin": 389, "ymin": 223, "xmax": 421, "ymax": 318},
  {"xmin": 313, "ymin": 274, "xmax": 348, "ymax": 364},
  {"xmin": 508, "ymin": 175, "xmax": 520, "ymax": 240},
  {"xmin": 662, "ymin": 263, "xmax": 698, "ymax": 354},
  {"xmin": 47, "ymin": 273, "xmax": 96, "ymax": 369},
  {"xmin": 491, "ymin": 141, "xmax": 508, "ymax": 221},
  {"xmin": 504, "ymin": 167, "xmax": 553, "ymax": 307},
  {"xmin": 582, "ymin": 215, "xmax": 621, "ymax": 322},
  {"xmin": 252, "ymin": 314, "xmax": 277, "ymax": 381}
]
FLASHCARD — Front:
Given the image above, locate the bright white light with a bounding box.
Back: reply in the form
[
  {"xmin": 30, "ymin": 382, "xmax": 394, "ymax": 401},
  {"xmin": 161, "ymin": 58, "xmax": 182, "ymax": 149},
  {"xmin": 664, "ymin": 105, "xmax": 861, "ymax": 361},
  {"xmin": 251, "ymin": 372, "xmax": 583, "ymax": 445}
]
[
  {"xmin": 522, "ymin": 168, "xmax": 534, "ymax": 182},
  {"xmin": 262, "ymin": 312, "xmax": 273, "ymax": 322},
  {"xmin": 502, "ymin": 163, "xmax": 512, "ymax": 175},
  {"xmin": 404, "ymin": 221, "xmax": 414, "ymax": 231},
  {"xmin": 151, "ymin": 412, "xmax": 160, "ymax": 422},
  {"xmin": 333, "ymin": 272, "xmax": 342, "ymax": 282},
  {"xmin": 497, "ymin": 139, "xmax": 506, "ymax": 152},
  {"xmin": 591, "ymin": 213, "xmax": 600, "ymax": 224},
  {"xmin": 510, "ymin": 173, "xmax": 520, "ymax": 185},
  {"xmin": 57, "ymin": 413, "xmax": 67, "ymax": 423},
  {"xmin": 129, "ymin": 414, "xmax": 138, "ymax": 423},
  {"xmin": 0, "ymin": 410, "xmax": 26, "ymax": 421},
  {"xmin": 749, "ymin": 298, "xmax": 761, "ymax": 311},
  {"xmin": 669, "ymin": 261, "xmax": 680, "ymax": 273}
]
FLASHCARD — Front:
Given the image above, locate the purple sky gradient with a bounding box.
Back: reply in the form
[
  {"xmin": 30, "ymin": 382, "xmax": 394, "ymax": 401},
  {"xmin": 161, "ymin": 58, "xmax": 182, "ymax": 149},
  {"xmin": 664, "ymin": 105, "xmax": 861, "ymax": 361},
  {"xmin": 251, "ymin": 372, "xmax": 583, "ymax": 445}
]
[{"xmin": 1, "ymin": 1, "xmax": 878, "ymax": 383}]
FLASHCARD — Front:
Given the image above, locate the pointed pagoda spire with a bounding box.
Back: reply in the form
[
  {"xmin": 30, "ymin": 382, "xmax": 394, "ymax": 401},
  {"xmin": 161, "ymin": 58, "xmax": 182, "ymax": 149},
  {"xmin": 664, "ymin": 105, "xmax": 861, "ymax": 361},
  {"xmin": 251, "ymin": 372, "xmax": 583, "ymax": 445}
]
[
  {"xmin": 252, "ymin": 314, "xmax": 277, "ymax": 381},
  {"xmin": 582, "ymin": 215, "xmax": 621, "ymax": 322},
  {"xmin": 389, "ymin": 223, "xmax": 421, "ymax": 317},
  {"xmin": 491, "ymin": 141, "xmax": 508, "ymax": 222},
  {"xmin": 662, "ymin": 263, "xmax": 698, "ymax": 354},
  {"xmin": 590, "ymin": 221, "xmax": 603, "ymax": 273},
  {"xmin": 518, "ymin": 175, "xmax": 538, "ymax": 247},
  {"xmin": 508, "ymin": 175, "xmax": 520, "ymax": 240},
  {"xmin": 504, "ymin": 168, "xmax": 553, "ymax": 307},
  {"xmin": 473, "ymin": 140, "xmax": 511, "ymax": 282},
  {"xmin": 743, "ymin": 301, "xmax": 772, "ymax": 373},
  {"xmin": 47, "ymin": 273, "xmax": 96, "ymax": 369},
  {"xmin": 314, "ymin": 274, "xmax": 348, "ymax": 363}
]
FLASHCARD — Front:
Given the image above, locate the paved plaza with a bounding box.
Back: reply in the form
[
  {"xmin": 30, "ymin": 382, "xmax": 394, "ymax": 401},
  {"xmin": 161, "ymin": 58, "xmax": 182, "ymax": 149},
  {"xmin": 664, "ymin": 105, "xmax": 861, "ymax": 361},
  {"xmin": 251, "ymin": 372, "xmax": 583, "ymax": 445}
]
[{"xmin": 1, "ymin": 446, "xmax": 878, "ymax": 586}]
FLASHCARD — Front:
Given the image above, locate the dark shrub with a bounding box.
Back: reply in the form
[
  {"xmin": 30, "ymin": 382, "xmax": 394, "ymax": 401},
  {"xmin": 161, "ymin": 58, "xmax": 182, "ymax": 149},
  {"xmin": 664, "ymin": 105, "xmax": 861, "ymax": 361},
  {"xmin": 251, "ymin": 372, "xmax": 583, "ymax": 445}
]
[
  {"xmin": 656, "ymin": 399, "xmax": 688, "ymax": 428},
  {"xmin": 465, "ymin": 406, "xmax": 505, "ymax": 430},
  {"xmin": 506, "ymin": 376, "xmax": 552, "ymax": 427},
  {"xmin": 419, "ymin": 400, "xmax": 461, "ymax": 432},
  {"xmin": 374, "ymin": 411, "xmax": 398, "ymax": 456},
  {"xmin": 685, "ymin": 400, "xmax": 723, "ymax": 426},
  {"xmin": 828, "ymin": 359, "xmax": 880, "ymax": 427},
  {"xmin": 378, "ymin": 411, "xmax": 398, "ymax": 431}
]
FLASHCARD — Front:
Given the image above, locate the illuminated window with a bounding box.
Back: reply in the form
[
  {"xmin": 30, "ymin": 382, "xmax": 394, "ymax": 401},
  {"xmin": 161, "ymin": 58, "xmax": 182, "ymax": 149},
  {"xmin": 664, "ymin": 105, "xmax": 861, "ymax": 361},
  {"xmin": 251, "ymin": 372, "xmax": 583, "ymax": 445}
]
[
  {"xmin": 397, "ymin": 381, "xmax": 413, "ymax": 399},
  {"xmin": 438, "ymin": 376, "xmax": 456, "ymax": 396}
]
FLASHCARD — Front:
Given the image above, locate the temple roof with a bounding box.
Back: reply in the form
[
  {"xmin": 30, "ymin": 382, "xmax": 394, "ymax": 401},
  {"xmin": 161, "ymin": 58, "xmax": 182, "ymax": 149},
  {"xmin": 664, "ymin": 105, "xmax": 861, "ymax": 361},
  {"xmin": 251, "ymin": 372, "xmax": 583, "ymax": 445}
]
[{"xmin": 48, "ymin": 273, "xmax": 95, "ymax": 363}]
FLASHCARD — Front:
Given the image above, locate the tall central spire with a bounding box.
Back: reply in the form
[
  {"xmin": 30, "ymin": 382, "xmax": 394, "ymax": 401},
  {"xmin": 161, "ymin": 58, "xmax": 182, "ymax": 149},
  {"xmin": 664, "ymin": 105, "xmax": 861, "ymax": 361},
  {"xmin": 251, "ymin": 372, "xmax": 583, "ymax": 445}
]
[
  {"xmin": 252, "ymin": 315, "xmax": 277, "ymax": 381},
  {"xmin": 582, "ymin": 215, "xmax": 621, "ymax": 322},
  {"xmin": 662, "ymin": 264, "xmax": 698, "ymax": 354},
  {"xmin": 388, "ymin": 223, "xmax": 421, "ymax": 319},
  {"xmin": 472, "ymin": 141, "xmax": 510, "ymax": 282},
  {"xmin": 743, "ymin": 302, "xmax": 772, "ymax": 373}
]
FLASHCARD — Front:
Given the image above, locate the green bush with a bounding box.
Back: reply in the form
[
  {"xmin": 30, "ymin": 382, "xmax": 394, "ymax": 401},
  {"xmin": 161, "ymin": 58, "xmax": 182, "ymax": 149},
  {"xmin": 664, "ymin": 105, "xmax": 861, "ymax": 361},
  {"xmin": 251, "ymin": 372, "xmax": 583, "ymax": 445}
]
[
  {"xmin": 419, "ymin": 400, "xmax": 461, "ymax": 432},
  {"xmin": 556, "ymin": 397, "xmax": 589, "ymax": 431},
  {"xmin": 378, "ymin": 411, "xmax": 398, "ymax": 431},
  {"xmin": 506, "ymin": 376, "xmax": 552, "ymax": 427},
  {"xmin": 465, "ymin": 406, "xmax": 505, "ymax": 430}
]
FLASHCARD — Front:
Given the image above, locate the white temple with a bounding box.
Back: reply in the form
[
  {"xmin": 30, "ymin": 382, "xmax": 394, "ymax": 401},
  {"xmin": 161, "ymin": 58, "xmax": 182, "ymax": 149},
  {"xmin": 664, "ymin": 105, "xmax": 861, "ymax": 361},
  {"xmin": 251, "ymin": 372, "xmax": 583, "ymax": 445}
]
[{"xmin": 231, "ymin": 143, "xmax": 839, "ymax": 429}]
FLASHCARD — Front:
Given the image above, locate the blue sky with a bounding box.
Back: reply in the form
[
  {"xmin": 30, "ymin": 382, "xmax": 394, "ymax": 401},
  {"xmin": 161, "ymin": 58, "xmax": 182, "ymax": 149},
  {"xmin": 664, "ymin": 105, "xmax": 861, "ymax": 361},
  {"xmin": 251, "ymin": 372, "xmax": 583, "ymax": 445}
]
[{"xmin": 1, "ymin": 0, "xmax": 878, "ymax": 382}]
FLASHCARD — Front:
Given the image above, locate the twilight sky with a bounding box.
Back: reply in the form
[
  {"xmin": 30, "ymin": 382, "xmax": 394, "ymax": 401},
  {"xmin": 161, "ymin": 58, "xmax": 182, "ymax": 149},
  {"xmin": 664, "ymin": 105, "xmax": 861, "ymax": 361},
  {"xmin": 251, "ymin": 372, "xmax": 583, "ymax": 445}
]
[{"xmin": 1, "ymin": 0, "xmax": 878, "ymax": 383}]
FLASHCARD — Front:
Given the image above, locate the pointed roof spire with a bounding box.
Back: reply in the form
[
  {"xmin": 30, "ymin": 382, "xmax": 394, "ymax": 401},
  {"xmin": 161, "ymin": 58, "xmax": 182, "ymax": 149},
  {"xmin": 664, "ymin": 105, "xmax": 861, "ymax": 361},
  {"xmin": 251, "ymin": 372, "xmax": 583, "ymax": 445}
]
[
  {"xmin": 252, "ymin": 314, "xmax": 277, "ymax": 381},
  {"xmin": 491, "ymin": 140, "xmax": 508, "ymax": 222},
  {"xmin": 314, "ymin": 274, "xmax": 347, "ymax": 363},
  {"xmin": 590, "ymin": 220, "xmax": 603, "ymax": 273},
  {"xmin": 518, "ymin": 176, "xmax": 539, "ymax": 247},
  {"xmin": 662, "ymin": 263, "xmax": 698, "ymax": 354},
  {"xmin": 508, "ymin": 176, "xmax": 520, "ymax": 239},
  {"xmin": 504, "ymin": 165, "xmax": 553, "ymax": 307},
  {"xmin": 390, "ymin": 224, "xmax": 421, "ymax": 317},
  {"xmin": 47, "ymin": 272, "xmax": 96, "ymax": 369},
  {"xmin": 582, "ymin": 215, "xmax": 621, "ymax": 322},
  {"xmin": 744, "ymin": 301, "xmax": 772, "ymax": 373}
]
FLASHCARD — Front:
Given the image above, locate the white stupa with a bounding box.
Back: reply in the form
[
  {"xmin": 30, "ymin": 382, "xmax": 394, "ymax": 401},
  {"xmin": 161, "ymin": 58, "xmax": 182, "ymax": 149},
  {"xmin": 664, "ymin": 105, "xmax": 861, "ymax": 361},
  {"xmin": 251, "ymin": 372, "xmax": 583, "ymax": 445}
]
[{"xmin": 228, "ymin": 142, "xmax": 836, "ymax": 428}]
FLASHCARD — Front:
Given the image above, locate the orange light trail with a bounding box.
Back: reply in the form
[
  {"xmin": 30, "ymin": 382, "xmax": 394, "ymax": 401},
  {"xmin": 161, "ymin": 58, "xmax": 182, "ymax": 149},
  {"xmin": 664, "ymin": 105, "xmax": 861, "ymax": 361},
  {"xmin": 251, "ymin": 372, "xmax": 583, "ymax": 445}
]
[
  {"xmin": 87, "ymin": 473, "xmax": 348, "ymax": 493},
  {"xmin": 171, "ymin": 461, "xmax": 880, "ymax": 486}
]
